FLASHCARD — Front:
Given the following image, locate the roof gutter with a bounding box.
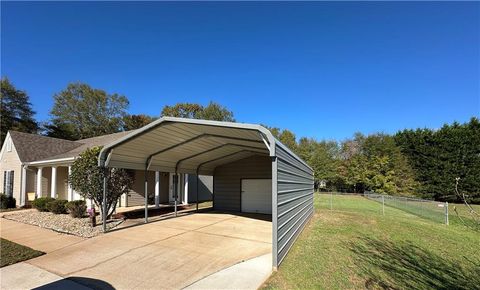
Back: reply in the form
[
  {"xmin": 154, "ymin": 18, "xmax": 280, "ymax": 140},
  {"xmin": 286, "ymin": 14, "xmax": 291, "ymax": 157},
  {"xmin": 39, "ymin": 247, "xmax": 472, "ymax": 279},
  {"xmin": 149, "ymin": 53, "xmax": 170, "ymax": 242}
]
[{"xmin": 25, "ymin": 157, "xmax": 75, "ymax": 166}]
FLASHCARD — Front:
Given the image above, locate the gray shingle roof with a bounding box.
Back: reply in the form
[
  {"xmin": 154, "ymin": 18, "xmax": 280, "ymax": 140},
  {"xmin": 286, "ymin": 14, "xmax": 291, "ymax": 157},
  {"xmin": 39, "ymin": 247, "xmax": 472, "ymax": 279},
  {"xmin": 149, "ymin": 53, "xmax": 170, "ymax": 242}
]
[
  {"xmin": 9, "ymin": 131, "xmax": 82, "ymax": 162},
  {"xmin": 9, "ymin": 130, "xmax": 134, "ymax": 163},
  {"xmin": 46, "ymin": 131, "xmax": 133, "ymax": 160}
]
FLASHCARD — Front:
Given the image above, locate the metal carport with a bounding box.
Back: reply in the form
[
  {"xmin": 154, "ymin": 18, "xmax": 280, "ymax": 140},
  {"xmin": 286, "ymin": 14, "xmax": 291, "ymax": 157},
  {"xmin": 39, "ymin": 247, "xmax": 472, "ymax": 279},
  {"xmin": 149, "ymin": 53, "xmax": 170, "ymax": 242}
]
[{"xmin": 98, "ymin": 117, "xmax": 314, "ymax": 268}]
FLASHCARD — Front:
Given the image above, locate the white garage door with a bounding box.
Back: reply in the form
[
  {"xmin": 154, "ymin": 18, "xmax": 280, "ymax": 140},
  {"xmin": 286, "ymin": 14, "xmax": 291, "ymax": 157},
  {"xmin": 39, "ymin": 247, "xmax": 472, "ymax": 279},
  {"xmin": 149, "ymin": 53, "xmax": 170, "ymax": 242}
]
[{"xmin": 241, "ymin": 179, "xmax": 272, "ymax": 214}]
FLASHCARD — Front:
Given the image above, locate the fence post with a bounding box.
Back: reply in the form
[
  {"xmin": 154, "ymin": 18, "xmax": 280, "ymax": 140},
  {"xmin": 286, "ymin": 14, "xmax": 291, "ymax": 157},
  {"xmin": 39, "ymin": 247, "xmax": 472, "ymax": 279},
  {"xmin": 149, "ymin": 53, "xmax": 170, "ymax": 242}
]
[
  {"xmin": 445, "ymin": 202, "xmax": 449, "ymax": 225},
  {"xmin": 330, "ymin": 192, "xmax": 333, "ymax": 210},
  {"xmin": 382, "ymin": 195, "xmax": 385, "ymax": 215}
]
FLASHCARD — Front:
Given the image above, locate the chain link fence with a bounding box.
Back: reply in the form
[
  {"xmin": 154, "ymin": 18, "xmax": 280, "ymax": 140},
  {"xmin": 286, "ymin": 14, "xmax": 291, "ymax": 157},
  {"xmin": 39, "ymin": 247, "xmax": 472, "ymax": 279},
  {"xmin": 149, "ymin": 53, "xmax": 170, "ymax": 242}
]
[{"xmin": 364, "ymin": 192, "xmax": 449, "ymax": 225}]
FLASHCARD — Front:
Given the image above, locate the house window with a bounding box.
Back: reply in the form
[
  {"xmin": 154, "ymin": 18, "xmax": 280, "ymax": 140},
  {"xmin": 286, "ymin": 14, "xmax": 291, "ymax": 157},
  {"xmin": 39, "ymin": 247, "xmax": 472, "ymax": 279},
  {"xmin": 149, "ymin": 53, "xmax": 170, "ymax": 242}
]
[
  {"xmin": 3, "ymin": 171, "xmax": 14, "ymax": 197},
  {"xmin": 6, "ymin": 139, "xmax": 12, "ymax": 152}
]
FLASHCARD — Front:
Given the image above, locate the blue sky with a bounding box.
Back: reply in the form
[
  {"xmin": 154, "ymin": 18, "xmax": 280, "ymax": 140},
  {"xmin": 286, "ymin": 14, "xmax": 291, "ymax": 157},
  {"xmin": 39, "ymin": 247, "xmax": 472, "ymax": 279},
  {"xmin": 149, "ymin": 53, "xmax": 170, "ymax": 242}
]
[{"xmin": 1, "ymin": 1, "xmax": 479, "ymax": 140}]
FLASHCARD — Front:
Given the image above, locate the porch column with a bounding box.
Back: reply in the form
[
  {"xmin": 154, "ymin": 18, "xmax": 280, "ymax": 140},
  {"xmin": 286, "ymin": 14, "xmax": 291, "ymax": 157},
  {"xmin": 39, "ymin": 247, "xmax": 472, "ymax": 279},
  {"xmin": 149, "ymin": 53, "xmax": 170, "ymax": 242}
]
[
  {"xmin": 68, "ymin": 166, "xmax": 74, "ymax": 201},
  {"xmin": 184, "ymin": 174, "xmax": 189, "ymax": 205},
  {"xmin": 51, "ymin": 166, "xmax": 57, "ymax": 198},
  {"xmin": 36, "ymin": 167, "xmax": 43, "ymax": 198},
  {"xmin": 155, "ymin": 171, "xmax": 160, "ymax": 208}
]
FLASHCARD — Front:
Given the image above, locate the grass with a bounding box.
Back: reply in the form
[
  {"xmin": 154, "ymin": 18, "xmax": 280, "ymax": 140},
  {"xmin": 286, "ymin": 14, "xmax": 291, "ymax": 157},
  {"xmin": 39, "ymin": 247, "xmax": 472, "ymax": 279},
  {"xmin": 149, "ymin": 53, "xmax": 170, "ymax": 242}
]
[
  {"xmin": 0, "ymin": 238, "xmax": 44, "ymax": 267},
  {"xmin": 262, "ymin": 194, "xmax": 480, "ymax": 290}
]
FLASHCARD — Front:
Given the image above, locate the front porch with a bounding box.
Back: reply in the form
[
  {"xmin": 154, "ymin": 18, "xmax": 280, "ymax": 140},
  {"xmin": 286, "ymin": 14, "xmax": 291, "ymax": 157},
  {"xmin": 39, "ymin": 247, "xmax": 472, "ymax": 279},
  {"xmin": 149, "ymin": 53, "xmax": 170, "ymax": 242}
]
[{"xmin": 24, "ymin": 162, "xmax": 205, "ymax": 209}]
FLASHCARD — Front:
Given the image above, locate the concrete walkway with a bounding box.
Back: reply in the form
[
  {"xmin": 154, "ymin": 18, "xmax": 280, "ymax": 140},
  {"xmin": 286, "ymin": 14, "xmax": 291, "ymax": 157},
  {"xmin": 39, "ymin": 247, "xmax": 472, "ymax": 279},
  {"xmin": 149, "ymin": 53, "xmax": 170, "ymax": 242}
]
[
  {"xmin": 2, "ymin": 212, "xmax": 272, "ymax": 290},
  {"xmin": 0, "ymin": 218, "xmax": 85, "ymax": 253},
  {"xmin": 0, "ymin": 262, "xmax": 92, "ymax": 290}
]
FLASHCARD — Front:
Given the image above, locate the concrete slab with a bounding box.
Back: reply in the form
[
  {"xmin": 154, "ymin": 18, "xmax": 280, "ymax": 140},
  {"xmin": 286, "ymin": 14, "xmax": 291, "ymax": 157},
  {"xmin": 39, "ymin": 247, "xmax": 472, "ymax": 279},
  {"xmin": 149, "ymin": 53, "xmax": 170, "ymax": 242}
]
[
  {"xmin": 0, "ymin": 262, "xmax": 91, "ymax": 290},
  {"xmin": 195, "ymin": 215, "xmax": 272, "ymax": 243},
  {"xmin": 27, "ymin": 212, "xmax": 272, "ymax": 290},
  {"xmin": 184, "ymin": 253, "xmax": 273, "ymax": 290},
  {"xmin": 0, "ymin": 218, "xmax": 85, "ymax": 253},
  {"xmin": 151, "ymin": 213, "xmax": 235, "ymax": 231}
]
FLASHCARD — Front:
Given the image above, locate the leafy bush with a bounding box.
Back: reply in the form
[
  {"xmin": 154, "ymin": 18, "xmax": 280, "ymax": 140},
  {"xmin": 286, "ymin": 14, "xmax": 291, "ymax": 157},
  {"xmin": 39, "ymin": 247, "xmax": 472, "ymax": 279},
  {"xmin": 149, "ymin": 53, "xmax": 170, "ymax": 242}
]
[
  {"xmin": 66, "ymin": 200, "xmax": 87, "ymax": 218},
  {"xmin": 47, "ymin": 199, "xmax": 68, "ymax": 214},
  {"xmin": 0, "ymin": 193, "xmax": 16, "ymax": 209},
  {"xmin": 70, "ymin": 147, "xmax": 132, "ymax": 219},
  {"xmin": 32, "ymin": 197, "xmax": 55, "ymax": 212}
]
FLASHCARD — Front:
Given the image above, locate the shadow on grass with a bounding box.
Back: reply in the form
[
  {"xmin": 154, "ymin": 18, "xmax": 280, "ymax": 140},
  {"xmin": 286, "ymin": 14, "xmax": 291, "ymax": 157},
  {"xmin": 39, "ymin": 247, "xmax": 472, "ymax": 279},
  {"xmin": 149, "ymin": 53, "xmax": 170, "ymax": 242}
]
[{"xmin": 349, "ymin": 236, "xmax": 480, "ymax": 290}]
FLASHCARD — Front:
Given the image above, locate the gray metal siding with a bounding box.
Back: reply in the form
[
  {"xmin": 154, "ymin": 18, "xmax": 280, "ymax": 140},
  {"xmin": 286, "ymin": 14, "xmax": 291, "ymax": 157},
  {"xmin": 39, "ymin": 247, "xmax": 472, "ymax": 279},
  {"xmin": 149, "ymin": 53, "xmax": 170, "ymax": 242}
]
[
  {"xmin": 188, "ymin": 175, "xmax": 213, "ymax": 202},
  {"xmin": 275, "ymin": 144, "xmax": 314, "ymax": 266},
  {"xmin": 213, "ymin": 155, "xmax": 271, "ymax": 211}
]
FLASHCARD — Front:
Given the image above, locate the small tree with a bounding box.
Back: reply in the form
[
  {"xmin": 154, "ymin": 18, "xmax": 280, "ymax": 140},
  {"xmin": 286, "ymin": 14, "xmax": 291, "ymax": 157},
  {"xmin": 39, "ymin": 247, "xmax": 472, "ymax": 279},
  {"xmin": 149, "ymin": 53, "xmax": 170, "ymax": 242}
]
[{"xmin": 69, "ymin": 147, "xmax": 132, "ymax": 219}]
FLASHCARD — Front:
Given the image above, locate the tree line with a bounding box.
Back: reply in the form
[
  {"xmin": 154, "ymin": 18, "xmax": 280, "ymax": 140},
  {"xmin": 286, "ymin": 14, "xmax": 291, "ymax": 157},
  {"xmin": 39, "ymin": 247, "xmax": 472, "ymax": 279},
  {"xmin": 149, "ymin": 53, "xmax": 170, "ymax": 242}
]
[
  {"xmin": 1, "ymin": 77, "xmax": 479, "ymax": 203},
  {"xmin": 276, "ymin": 122, "xmax": 479, "ymax": 204},
  {"xmin": 1, "ymin": 78, "xmax": 234, "ymax": 141}
]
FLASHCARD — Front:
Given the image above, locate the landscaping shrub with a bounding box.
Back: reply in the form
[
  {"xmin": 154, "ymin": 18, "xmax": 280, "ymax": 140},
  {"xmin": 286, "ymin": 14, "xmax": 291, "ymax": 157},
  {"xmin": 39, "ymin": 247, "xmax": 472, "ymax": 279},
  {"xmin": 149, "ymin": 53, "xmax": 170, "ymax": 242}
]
[
  {"xmin": 66, "ymin": 200, "xmax": 87, "ymax": 218},
  {"xmin": 32, "ymin": 197, "xmax": 55, "ymax": 212},
  {"xmin": 47, "ymin": 199, "xmax": 68, "ymax": 214},
  {"xmin": 0, "ymin": 193, "xmax": 16, "ymax": 209}
]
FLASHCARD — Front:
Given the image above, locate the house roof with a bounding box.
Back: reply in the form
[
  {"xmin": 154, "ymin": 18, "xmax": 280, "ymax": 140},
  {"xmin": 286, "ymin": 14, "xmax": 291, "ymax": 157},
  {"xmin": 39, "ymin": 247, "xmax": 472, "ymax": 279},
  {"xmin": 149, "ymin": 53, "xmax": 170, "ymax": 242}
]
[
  {"xmin": 9, "ymin": 131, "xmax": 82, "ymax": 162},
  {"xmin": 8, "ymin": 130, "xmax": 133, "ymax": 163},
  {"xmin": 46, "ymin": 131, "xmax": 133, "ymax": 160}
]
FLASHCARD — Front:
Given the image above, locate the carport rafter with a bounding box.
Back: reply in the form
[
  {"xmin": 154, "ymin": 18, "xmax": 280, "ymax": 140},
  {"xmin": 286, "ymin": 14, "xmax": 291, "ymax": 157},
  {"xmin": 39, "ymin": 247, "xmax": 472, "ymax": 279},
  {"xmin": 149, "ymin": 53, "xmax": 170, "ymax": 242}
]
[
  {"xmin": 174, "ymin": 143, "xmax": 267, "ymax": 173},
  {"xmin": 146, "ymin": 133, "xmax": 265, "ymax": 168},
  {"xmin": 195, "ymin": 149, "xmax": 263, "ymax": 173}
]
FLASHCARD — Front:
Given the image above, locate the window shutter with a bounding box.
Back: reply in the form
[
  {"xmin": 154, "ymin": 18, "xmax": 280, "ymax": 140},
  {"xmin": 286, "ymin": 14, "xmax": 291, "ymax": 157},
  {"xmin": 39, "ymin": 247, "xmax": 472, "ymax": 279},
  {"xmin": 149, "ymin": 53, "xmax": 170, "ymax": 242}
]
[
  {"xmin": 3, "ymin": 171, "xmax": 14, "ymax": 197},
  {"xmin": 8, "ymin": 171, "xmax": 14, "ymax": 197},
  {"xmin": 3, "ymin": 171, "xmax": 6, "ymax": 194}
]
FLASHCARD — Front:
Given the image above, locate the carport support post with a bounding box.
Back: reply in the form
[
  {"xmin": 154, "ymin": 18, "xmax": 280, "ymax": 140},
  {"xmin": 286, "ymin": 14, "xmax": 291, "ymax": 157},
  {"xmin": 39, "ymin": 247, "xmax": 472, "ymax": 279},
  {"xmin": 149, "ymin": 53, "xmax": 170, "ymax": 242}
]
[
  {"xmin": 196, "ymin": 169, "xmax": 199, "ymax": 212},
  {"xmin": 144, "ymin": 167, "xmax": 148, "ymax": 224},
  {"xmin": 102, "ymin": 168, "xmax": 107, "ymax": 233},
  {"xmin": 174, "ymin": 172, "xmax": 178, "ymax": 217}
]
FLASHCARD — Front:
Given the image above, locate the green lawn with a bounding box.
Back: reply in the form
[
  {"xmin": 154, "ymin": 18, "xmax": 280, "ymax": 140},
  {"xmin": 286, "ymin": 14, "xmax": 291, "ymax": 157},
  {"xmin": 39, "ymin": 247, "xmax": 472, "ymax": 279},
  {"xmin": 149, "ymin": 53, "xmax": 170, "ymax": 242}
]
[
  {"xmin": 263, "ymin": 194, "xmax": 480, "ymax": 290},
  {"xmin": 0, "ymin": 238, "xmax": 44, "ymax": 267}
]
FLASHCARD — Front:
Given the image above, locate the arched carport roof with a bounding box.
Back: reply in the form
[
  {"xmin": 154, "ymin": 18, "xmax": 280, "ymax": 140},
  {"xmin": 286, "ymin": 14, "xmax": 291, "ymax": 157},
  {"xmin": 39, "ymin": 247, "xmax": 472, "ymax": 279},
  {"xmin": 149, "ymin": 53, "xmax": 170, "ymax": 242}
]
[
  {"xmin": 98, "ymin": 117, "xmax": 282, "ymax": 175},
  {"xmin": 98, "ymin": 117, "xmax": 314, "ymax": 269}
]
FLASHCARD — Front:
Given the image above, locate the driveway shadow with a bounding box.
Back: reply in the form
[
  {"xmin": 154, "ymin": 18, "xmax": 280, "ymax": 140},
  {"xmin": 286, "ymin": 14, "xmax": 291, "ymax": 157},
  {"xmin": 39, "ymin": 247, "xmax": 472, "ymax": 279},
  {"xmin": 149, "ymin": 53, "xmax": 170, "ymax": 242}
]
[
  {"xmin": 349, "ymin": 236, "xmax": 480, "ymax": 290},
  {"xmin": 33, "ymin": 277, "xmax": 115, "ymax": 290}
]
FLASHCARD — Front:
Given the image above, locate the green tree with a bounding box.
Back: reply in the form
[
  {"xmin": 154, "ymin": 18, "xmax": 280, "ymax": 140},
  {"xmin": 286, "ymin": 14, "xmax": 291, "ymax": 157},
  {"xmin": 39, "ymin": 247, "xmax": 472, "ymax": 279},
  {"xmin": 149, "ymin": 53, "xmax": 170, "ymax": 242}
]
[
  {"xmin": 45, "ymin": 83, "xmax": 129, "ymax": 140},
  {"xmin": 69, "ymin": 147, "xmax": 133, "ymax": 219},
  {"xmin": 395, "ymin": 117, "xmax": 480, "ymax": 202},
  {"xmin": 279, "ymin": 129, "xmax": 298, "ymax": 153},
  {"xmin": 263, "ymin": 126, "xmax": 299, "ymax": 153},
  {"xmin": 161, "ymin": 101, "xmax": 235, "ymax": 122},
  {"xmin": 197, "ymin": 101, "xmax": 235, "ymax": 122},
  {"xmin": 0, "ymin": 77, "xmax": 38, "ymax": 144},
  {"xmin": 160, "ymin": 103, "xmax": 203, "ymax": 119},
  {"xmin": 122, "ymin": 114, "xmax": 157, "ymax": 131},
  {"xmin": 310, "ymin": 141, "xmax": 340, "ymax": 190},
  {"xmin": 41, "ymin": 122, "xmax": 77, "ymax": 140},
  {"xmin": 336, "ymin": 133, "xmax": 417, "ymax": 194}
]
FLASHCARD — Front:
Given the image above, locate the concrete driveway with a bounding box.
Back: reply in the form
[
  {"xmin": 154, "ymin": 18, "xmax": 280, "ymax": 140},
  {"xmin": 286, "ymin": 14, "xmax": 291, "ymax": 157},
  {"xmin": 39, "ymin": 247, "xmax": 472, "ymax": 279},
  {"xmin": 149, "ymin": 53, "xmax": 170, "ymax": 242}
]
[{"xmin": 24, "ymin": 212, "xmax": 272, "ymax": 289}]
